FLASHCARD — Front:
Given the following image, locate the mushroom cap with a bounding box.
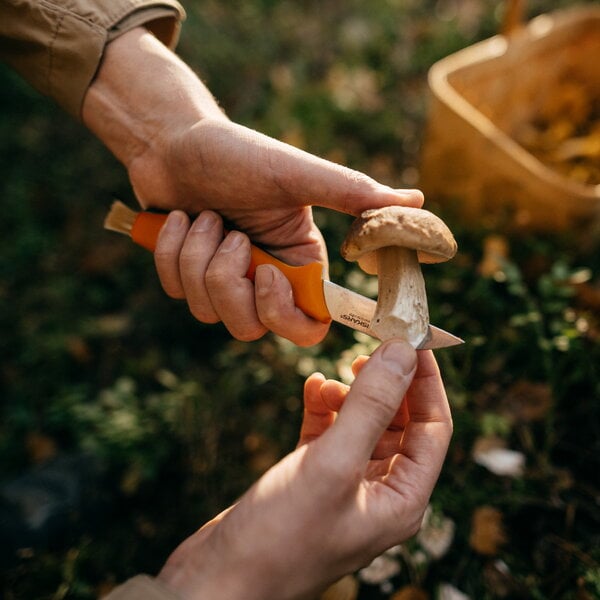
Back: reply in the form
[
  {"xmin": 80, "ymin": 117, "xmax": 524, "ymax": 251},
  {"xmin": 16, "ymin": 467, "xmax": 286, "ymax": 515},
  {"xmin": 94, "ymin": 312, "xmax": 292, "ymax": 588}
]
[{"xmin": 341, "ymin": 206, "xmax": 457, "ymax": 274}]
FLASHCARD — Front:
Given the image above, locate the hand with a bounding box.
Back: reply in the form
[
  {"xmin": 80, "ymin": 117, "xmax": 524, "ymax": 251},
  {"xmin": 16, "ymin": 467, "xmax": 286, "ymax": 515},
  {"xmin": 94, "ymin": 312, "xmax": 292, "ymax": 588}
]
[
  {"xmin": 82, "ymin": 28, "xmax": 423, "ymax": 345},
  {"xmin": 157, "ymin": 341, "xmax": 452, "ymax": 600}
]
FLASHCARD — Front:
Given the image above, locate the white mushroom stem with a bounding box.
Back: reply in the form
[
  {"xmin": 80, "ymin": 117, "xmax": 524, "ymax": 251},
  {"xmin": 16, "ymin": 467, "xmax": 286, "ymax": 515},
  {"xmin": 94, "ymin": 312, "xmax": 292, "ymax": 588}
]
[{"xmin": 370, "ymin": 246, "xmax": 430, "ymax": 347}]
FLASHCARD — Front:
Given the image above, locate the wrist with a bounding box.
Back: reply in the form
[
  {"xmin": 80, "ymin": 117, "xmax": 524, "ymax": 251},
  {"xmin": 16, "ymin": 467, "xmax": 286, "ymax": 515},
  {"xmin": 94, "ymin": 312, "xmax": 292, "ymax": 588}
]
[
  {"xmin": 156, "ymin": 517, "xmax": 281, "ymax": 600},
  {"xmin": 82, "ymin": 27, "xmax": 226, "ymax": 171}
]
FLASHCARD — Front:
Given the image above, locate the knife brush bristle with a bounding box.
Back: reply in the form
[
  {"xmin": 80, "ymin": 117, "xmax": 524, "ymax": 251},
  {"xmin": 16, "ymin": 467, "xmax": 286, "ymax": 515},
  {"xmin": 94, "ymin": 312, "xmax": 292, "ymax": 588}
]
[{"xmin": 104, "ymin": 200, "xmax": 137, "ymax": 236}]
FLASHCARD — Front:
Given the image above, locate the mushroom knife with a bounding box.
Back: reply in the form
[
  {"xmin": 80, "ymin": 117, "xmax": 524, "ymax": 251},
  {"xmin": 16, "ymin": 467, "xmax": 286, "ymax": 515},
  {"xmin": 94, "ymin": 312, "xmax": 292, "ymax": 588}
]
[{"xmin": 104, "ymin": 201, "xmax": 463, "ymax": 350}]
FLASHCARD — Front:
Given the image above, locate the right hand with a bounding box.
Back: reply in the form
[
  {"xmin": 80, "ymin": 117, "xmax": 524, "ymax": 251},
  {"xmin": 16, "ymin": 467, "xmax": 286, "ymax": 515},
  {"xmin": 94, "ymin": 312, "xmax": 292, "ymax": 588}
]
[
  {"xmin": 83, "ymin": 28, "xmax": 423, "ymax": 346},
  {"xmin": 148, "ymin": 119, "xmax": 423, "ymax": 345}
]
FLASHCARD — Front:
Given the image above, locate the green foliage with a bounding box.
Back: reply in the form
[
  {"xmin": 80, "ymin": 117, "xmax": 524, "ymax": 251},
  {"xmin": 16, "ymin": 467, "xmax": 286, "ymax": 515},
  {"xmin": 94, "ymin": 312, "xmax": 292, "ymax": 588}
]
[{"xmin": 1, "ymin": 1, "xmax": 598, "ymax": 599}]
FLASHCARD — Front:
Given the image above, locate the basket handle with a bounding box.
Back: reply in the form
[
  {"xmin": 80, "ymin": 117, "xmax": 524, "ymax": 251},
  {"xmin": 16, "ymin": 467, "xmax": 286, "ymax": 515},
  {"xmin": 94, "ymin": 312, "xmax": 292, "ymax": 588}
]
[{"xmin": 502, "ymin": 0, "xmax": 525, "ymax": 37}]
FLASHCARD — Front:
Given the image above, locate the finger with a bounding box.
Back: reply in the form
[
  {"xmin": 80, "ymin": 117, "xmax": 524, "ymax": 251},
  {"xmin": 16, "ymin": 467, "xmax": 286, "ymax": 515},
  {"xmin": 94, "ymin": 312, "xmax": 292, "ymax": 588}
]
[
  {"xmin": 350, "ymin": 355, "xmax": 369, "ymax": 377},
  {"xmin": 255, "ymin": 265, "xmax": 330, "ymax": 347},
  {"xmin": 323, "ymin": 340, "xmax": 417, "ymax": 467},
  {"xmin": 385, "ymin": 350, "xmax": 452, "ymax": 495},
  {"xmin": 319, "ymin": 379, "xmax": 350, "ymax": 413},
  {"xmin": 303, "ymin": 372, "xmax": 330, "ymax": 415},
  {"xmin": 406, "ymin": 351, "xmax": 452, "ymax": 425},
  {"xmin": 205, "ymin": 231, "xmax": 268, "ymax": 341},
  {"xmin": 371, "ymin": 430, "xmax": 404, "ymax": 459},
  {"xmin": 399, "ymin": 350, "xmax": 453, "ymax": 464},
  {"xmin": 350, "ymin": 354, "xmax": 408, "ymax": 430},
  {"xmin": 320, "ymin": 377, "xmax": 407, "ymax": 440},
  {"xmin": 320, "ymin": 371, "xmax": 407, "ymax": 456},
  {"xmin": 179, "ymin": 211, "xmax": 224, "ymax": 323},
  {"xmin": 310, "ymin": 162, "xmax": 424, "ymax": 214},
  {"xmin": 262, "ymin": 135, "xmax": 425, "ymax": 214},
  {"xmin": 307, "ymin": 166, "xmax": 425, "ymax": 214},
  {"xmin": 154, "ymin": 211, "xmax": 190, "ymax": 298},
  {"xmin": 298, "ymin": 372, "xmax": 335, "ymax": 446}
]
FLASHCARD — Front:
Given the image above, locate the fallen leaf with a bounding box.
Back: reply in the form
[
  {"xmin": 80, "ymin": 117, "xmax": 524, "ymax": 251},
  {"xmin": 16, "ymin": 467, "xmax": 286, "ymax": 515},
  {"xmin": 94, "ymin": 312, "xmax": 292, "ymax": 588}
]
[
  {"xmin": 66, "ymin": 335, "xmax": 92, "ymax": 364},
  {"xmin": 120, "ymin": 462, "xmax": 143, "ymax": 496},
  {"xmin": 96, "ymin": 581, "xmax": 117, "ymax": 597},
  {"xmin": 500, "ymin": 380, "xmax": 553, "ymax": 422},
  {"xmin": 358, "ymin": 553, "xmax": 401, "ymax": 585},
  {"xmin": 469, "ymin": 506, "xmax": 507, "ymax": 556},
  {"xmin": 417, "ymin": 505, "xmax": 455, "ymax": 559},
  {"xmin": 472, "ymin": 437, "xmax": 525, "ymax": 478},
  {"xmin": 320, "ymin": 575, "xmax": 359, "ymax": 600},
  {"xmin": 438, "ymin": 583, "xmax": 471, "ymax": 600},
  {"xmin": 390, "ymin": 585, "xmax": 429, "ymax": 600},
  {"xmin": 478, "ymin": 235, "xmax": 509, "ymax": 278},
  {"xmin": 483, "ymin": 559, "xmax": 521, "ymax": 598},
  {"xmin": 25, "ymin": 432, "xmax": 58, "ymax": 464},
  {"xmin": 575, "ymin": 282, "xmax": 600, "ymax": 311}
]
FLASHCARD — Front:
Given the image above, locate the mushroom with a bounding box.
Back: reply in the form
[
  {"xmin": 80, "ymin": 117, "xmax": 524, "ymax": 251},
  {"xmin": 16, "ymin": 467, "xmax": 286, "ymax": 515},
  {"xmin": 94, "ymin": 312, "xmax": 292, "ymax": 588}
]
[{"xmin": 341, "ymin": 206, "xmax": 457, "ymax": 347}]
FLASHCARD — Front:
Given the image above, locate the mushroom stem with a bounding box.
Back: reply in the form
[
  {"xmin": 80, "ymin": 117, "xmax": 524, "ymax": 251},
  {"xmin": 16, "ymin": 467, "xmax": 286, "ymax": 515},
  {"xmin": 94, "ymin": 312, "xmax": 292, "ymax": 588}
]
[{"xmin": 370, "ymin": 246, "xmax": 430, "ymax": 346}]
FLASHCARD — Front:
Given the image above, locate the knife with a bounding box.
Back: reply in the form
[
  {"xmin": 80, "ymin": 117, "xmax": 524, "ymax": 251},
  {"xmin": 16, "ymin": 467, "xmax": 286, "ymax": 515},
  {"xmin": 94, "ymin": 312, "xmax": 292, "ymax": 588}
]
[{"xmin": 104, "ymin": 201, "xmax": 463, "ymax": 350}]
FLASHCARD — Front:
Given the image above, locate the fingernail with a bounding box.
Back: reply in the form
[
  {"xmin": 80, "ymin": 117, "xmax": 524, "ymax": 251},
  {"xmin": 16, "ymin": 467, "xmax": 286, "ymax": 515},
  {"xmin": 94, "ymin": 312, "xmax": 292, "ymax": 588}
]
[
  {"xmin": 394, "ymin": 188, "xmax": 424, "ymax": 206},
  {"xmin": 191, "ymin": 211, "xmax": 218, "ymax": 232},
  {"xmin": 220, "ymin": 231, "xmax": 244, "ymax": 252},
  {"xmin": 380, "ymin": 340, "xmax": 417, "ymax": 375},
  {"xmin": 164, "ymin": 211, "xmax": 187, "ymax": 232},
  {"xmin": 255, "ymin": 265, "xmax": 274, "ymax": 297}
]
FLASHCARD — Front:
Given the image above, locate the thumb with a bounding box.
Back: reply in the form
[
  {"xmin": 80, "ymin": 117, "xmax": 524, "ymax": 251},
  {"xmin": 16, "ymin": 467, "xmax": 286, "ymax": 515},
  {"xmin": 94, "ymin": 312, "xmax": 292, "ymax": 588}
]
[{"xmin": 324, "ymin": 340, "xmax": 417, "ymax": 465}]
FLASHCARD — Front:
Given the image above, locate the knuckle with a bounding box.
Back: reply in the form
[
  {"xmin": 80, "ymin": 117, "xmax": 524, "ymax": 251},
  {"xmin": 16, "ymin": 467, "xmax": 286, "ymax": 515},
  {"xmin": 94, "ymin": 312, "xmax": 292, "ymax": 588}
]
[
  {"xmin": 204, "ymin": 262, "xmax": 229, "ymax": 287},
  {"xmin": 188, "ymin": 302, "xmax": 219, "ymax": 324},
  {"xmin": 232, "ymin": 324, "xmax": 266, "ymax": 342},
  {"xmin": 179, "ymin": 246, "xmax": 205, "ymax": 270},
  {"xmin": 163, "ymin": 286, "xmax": 185, "ymax": 300}
]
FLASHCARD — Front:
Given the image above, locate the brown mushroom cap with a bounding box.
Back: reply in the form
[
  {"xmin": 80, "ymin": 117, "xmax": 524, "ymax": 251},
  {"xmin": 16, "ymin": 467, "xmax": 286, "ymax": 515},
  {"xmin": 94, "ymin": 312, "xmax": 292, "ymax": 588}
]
[{"xmin": 341, "ymin": 206, "xmax": 457, "ymax": 274}]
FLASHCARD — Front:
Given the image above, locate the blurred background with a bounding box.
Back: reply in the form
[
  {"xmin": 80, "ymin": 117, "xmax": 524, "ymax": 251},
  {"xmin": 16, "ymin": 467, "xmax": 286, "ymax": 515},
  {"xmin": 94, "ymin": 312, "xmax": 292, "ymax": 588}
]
[{"xmin": 0, "ymin": 1, "xmax": 598, "ymax": 598}]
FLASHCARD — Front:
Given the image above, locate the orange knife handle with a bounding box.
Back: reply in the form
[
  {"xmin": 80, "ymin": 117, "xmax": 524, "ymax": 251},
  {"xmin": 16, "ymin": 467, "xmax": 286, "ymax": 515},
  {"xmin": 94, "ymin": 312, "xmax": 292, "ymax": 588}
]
[
  {"xmin": 131, "ymin": 212, "xmax": 166, "ymax": 252},
  {"xmin": 246, "ymin": 245, "xmax": 330, "ymax": 323},
  {"xmin": 130, "ymin": 212, "xmax": 331, "ymax": 323}
]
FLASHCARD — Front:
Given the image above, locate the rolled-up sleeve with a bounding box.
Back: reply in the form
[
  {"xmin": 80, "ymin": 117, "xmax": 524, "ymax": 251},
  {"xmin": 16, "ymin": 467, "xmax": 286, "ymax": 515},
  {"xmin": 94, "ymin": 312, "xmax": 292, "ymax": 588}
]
[{"xmin": 0, "ymin": 1, "xmax": 186, "ymax": 119}]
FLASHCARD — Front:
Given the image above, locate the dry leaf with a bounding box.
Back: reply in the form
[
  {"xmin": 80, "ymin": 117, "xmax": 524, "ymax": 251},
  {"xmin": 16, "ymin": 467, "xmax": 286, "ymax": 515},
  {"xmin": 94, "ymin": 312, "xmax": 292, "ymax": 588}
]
[
  {"xmin": 25, "ymin": 432, "xmax": 58, "ymax": 464},
  {"xmin": 320, "ymin": 575, "xmax": 359, "ymax": 600},
  {"xmin": 576, "ymin": 282, "xmax": 600, "ymax": 311},
  {"xmin": 478, "ymin": 235, "xmax": 509, "ymax": 278},
  {"xmin": 120, "ymin": 462, "xmax": 143, "ymax": 496},
  {"xmin": 469, "ymin": 506, "xmax": 507, "ymax": 555},
  {"xmin": 472, "ymin": 436, "xmax": 525, "ymax": 478},
  {"xmin": 96, "ymin": 581, "xmax": 117, "ymax": 597},
  {"xmin": 417, "ymin": 505, "xmax": 455, "ymax": 559},
  {"xmin": 514, "ymin": 78, "xmax": 600, "ymax": 185},
  {"xmin": 438, "ymin": 583, "xmax": 471, "ymax": 600},
  {"xmin": 358, "ymin": 553, "xmax": 401, "ymax": 585},
  {"xmin": 500, "ymin": 380, "xmax": 553, "ymax": 422},
  {"xmin": 66, "ymin": 335, "xmax": 92, "ymax": 364},
  {"xmin": 483, "ymin": 559, "xmax": 521, "ymax": 598},
  {"xmin": 390, "ymin": 585, "xmax": 429, "ymax": 600}
]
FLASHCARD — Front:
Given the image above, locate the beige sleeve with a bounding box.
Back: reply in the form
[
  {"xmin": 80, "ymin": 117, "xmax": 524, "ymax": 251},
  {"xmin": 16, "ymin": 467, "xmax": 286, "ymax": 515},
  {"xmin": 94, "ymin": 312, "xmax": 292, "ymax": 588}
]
[
  {"xmin": 102, "ymin": 575, "xmax": 183, "ymax": 600},
  {"xmin": 0, "ymin": 1, "xmax": 186, "ymax": 119}
]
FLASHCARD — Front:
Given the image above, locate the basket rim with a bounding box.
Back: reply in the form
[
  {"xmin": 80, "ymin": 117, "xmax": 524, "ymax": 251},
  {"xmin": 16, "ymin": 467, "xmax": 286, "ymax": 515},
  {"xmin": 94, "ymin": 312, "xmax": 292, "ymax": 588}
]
[{"xmin": 426, "ymin": 5, "xmax": 600, "ymax": 199}]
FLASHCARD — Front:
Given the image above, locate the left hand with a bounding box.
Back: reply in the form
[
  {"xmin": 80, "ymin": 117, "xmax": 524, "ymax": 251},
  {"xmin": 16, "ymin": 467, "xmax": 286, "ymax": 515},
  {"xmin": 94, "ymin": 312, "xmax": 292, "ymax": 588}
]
[{"xmin": 157, "ymin": 341, "xmax": 452, "ymax": 600}]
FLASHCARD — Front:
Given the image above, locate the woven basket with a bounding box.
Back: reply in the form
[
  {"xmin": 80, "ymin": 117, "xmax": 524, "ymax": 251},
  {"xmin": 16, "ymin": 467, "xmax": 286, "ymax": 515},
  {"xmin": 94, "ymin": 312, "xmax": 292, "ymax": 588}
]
[{"xmin": 419, "ymin": 2, "xmax": 600, "ymax": 233}]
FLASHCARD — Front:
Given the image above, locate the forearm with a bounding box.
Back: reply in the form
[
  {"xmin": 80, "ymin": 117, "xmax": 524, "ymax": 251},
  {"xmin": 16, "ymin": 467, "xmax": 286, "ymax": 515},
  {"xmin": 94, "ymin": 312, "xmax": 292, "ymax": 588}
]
[{"xmin": 82, "ymin": 27, "xmax": 227, "ymax": 172}]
